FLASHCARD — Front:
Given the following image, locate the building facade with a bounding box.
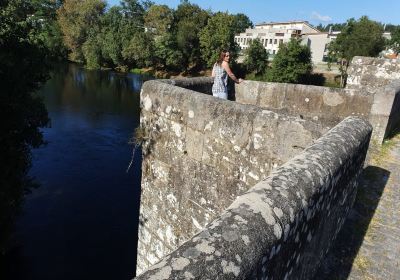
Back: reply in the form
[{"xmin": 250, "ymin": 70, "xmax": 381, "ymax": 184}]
[{"xmin": 234, "ymin": 21, "xmax": 337, "ymax": 63}]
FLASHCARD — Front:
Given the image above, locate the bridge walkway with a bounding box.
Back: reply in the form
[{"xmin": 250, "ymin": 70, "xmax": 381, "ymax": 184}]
[{"xmin": 318, "ymin": 134, "xmax": 400, "ymax": 280}]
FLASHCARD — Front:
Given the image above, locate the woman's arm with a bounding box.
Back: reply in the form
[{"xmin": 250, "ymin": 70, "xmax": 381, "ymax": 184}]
[{"xmin": 221, "ymin": 61, "xmax": 242, "ymax": 83}]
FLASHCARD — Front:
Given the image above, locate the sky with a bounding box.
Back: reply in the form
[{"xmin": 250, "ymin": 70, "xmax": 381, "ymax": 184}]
[{"xmin": 107, "ymin": 0, "xmax": 400, "ymax": 26}]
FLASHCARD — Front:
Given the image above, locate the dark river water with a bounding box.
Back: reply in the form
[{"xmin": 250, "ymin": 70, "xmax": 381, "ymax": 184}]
[{"xmin": 5, "ymin": 64, "xmax": 151, "ymax": 280}]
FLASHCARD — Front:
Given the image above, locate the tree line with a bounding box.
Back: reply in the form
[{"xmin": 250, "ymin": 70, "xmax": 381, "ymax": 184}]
[
  {"xmin": 56, "ymin": 0, "xmax": 253, "ymax": 73},
  {"xmin": 30, "ymin": 0, "xmax": 400, "ymax": 86}
]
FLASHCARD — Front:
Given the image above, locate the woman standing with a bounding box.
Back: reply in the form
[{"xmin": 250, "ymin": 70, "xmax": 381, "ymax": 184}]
[{"xmin": 212, "ymin": 50, "xmax": 243, "ymax": 99}]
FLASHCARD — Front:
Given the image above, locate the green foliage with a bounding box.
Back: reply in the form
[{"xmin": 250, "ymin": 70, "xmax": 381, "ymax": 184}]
[
  {"xmin": 267, "ymin": 39, "xmax": 312, "ymax": 84},
  {"xmin": 122, "ymin": 31, "xmax": 155, "ymax": 68},
  {"xmin": 243, "ymin": 39, "xmax": 268, "ymax": 75},
  {"xmin": 97, "ymin": 6, "xmax": 124, "ymax": 66},
  {"xmin": 0, "ymin": 0, "xmax": 50, "ymax": 254},
  {"xmin": 57, "ymin": 0, "xmax": 106, "ymax": 62},
  {"xmin": 232, "ymin": 13, "xmax": 253, "ymax": 34},
  {"xmin": 82, "ymin": 34, "xmax": 102, "ymax": 69},
  {"xmin": 199, "ymin": 12, "xmax": 239, "ymax": 67},
  {"xmin": 388, "ymin": 27, "xmax": 400, "ymax": 53},
  {"xmin": 173, "ymin": 1, "xmax": 210, "ymax": 72},
  {"xmin": 316, "ymin": 23, "xmax": 347, "ymax": 32},
  {"xmin": 153, "ymin": 34, "xmax": 185, "ymax": 71},
  {"xmin": 29, "ymin": 0, "xmax": 67, "ymax": 60},
  {"xmin": 144, "ymin": 4, "xmax": 173, "ymax": 36},
  {"xmin": 328, "ymin": 16, "xmax": 385, "ymax": 86}
]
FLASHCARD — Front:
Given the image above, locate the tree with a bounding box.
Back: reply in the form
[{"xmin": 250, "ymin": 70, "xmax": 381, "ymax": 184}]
[
  {"xmin": 153, "ymin": 34, "xmax": 185, "ymax": 71},
  {"xmin": 144, "ymin": 4, "xmax": 173, "ymax": 36},
  {"xmin": 173, "ymin": 0, "xmax": 210, "ymax": 72},
  {"xmin": 97, "ymin": 6, "xmax": 125, "ymax": 66},
  {"xmin": 29, "ymin": 0, "xmax": 67, "ymax": 60},
  {"xmin": 328, "ymin": 16, "xmax": 385, "ymax": 87},
  {"xmin": 199, "ymin": 12, "xmax": 239, "ymax": 67},
  {"xmin": 267, "ymin": 39, "xmax": 312, "ymax": 84},
  {"xmin": 317, "ymin": 23, "xmax": 347, "ymax": 32},
  {"xmin": 122, "ymin": 31, "xmax": 155, "ymax": 68},
  {"xmin": 243, "ymin": 39, "xmax": 268, "ymax": 75},
  {"xmin": 0, "ymin": 0, "xmax": 50, "ymax": 254},
  {"xmin": 57, "ymin": 0, "xmax": 106, "ymax": 62},
  {"xmin": 82, "ymin": 33, "xmax": 102, "ymax": 69},
  {"xmin": 388, "ymin": 27, "xmax": 400, "ymax": 54},
  {"xmin": 232, "ymin": 13, "xmax": 253, "ymax": 34}
]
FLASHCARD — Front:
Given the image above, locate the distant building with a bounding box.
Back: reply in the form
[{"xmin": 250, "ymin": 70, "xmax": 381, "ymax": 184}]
[
  {"xmin": 235, "ymin": 21, "xmax": 339, "ymax": 63},
  {"xmin": 301, "ymin": 31, "xmax": 340, "ymax": 63},
  {"xmin": 235, "ymin": 21, "xmax": 319, "ymax": 56},
  {"xmin": 235, "ymin": 20, "xmax": 394, "ymax": 64}
]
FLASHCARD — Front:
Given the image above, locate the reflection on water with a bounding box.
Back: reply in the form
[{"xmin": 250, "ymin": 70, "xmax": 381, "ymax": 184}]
[{"xmin": 4, "ymin": 64, "xmax": 151, "ymax": 280}]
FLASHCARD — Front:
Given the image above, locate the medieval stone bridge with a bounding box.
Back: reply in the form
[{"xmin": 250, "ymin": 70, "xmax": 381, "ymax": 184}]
[{"xmin": 134, "ymin": 57, "xmax": 400, "ymax": 279}]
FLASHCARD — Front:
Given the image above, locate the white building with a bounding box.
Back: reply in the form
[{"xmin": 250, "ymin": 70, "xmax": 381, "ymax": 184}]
[
  {"xmin": 301, "ymin": 31, "xmax": 340, "ymax": 63},
  {"xmin": 234, "ymin": 21, "xmax": 337, "ymax": 63}
]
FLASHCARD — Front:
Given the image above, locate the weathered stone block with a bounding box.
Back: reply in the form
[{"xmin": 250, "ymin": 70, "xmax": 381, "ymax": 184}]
[{"xmin": 185, "ymin": 127, "xmax": 204, "ymax": 161}]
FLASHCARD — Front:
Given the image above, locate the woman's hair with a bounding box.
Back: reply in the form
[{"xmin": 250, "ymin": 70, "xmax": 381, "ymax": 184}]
[{"xmin": 216, "ymin": 50, "xmax": 229, "ymax": 65}]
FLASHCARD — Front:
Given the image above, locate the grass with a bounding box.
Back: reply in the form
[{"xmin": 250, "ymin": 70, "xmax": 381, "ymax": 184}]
[{"xmin": 129, "ymin": 126, "xmax": 149, "ymax": 146}]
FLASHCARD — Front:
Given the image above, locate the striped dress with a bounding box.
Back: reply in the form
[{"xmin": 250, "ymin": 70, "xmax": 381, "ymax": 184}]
[{"xmin": 212, "ymin": 63, "xmax": 228, "ymax": 99}]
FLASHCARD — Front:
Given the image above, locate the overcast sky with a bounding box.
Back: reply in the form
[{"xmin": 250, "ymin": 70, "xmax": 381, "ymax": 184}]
[{"xmin": 106, "ymin": 0, "xmax": 400, "ymax": 26}]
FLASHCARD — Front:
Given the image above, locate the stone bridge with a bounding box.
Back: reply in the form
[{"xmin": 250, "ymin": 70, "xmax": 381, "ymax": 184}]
[{"xmin": 134, "ymin": 57, "xmax": 400, "ymax": 279}]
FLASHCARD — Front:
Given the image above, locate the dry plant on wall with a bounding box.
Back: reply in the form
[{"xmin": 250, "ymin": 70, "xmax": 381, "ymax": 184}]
[{"xmin": 126, "ymin": 126, "xmax": 150, "ymax": 172}]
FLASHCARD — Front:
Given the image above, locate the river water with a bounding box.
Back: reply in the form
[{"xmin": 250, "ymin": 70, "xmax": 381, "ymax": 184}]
[{"xmin": 6, "ymin": 64, "xmax": 150, "ymax": 280}]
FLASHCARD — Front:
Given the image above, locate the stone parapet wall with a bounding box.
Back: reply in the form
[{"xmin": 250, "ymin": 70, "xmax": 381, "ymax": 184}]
[
  {"xmin": 347, "ymin": 57, "xmax": 400, "ymax": 142},
  {"xmin": 136, "ymin": 79, "xmax": 324, "ymax": 274},
  {"xmin": 135, "ymin": 117, "xmax": 372, "ymax": 279},
  {"xmin": 347, "ymin": 56, "xmax": 400, "ymax": 91},
  {"xmin": 235, "ymin": 56, "xmax": 400, "ymax": 144},
  {"xmin": 235, "ymin": 81, "xmax": 371, "ymax": 128},
  {"xmin": 160, "ymin": 77, "xmax": 214, "ymax": 95}
]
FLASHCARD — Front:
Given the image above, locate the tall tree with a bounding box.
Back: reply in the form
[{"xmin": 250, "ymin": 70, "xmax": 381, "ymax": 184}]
[
  {"xmin": 153, "ymin": 34, "xmax": 185, "ymax": 71},
  {"xmin": 98, "ymin": 6, "xmax": 125, "ymax": 66},
  {"xmin": 388, "ymin": 27, "xmax": 400, "ymax": 54},
  {"xmin": 144, "ymin": 4, "xmax": 173, "ymax": 36},
  {"xmin": 0, "ymin": 0, "xmax": 50, "ymax": 254},
  {"xmin": 173, "ymin": 0, "xmax": 210, "ymax": 72},
  {"xmin": 243, "ymin": 39, "xmax": 269, "ymax": 75},
  {"xmin": 328, "ymin": 16, "xmax": 385, "ymax": 87},
  {"xmin": 267, "ymin": 39, "xmax": 312, "ymax": 84},
  {"xmin": 30, "ymin": 0, "xmax": 67, "ymax": 59},
  {"xmin": 57, "ymin": 0, "xmax": 106, "ymax": 62},
  {"xmin": 199, "ymin": 12, "xmax": 238, "ymax": 67},
  {"xmin": 122, "ymin": 32, "xmax": 155, "ymax": 68},
  {"xmin": 232, "ymin": 13, "xmax": 253, "ymax": 34}
]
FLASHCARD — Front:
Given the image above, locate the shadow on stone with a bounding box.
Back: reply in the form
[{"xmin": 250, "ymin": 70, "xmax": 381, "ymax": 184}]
[{"xmin": 316, "ymin": 166, "xmax": 390, "ymax": 279}]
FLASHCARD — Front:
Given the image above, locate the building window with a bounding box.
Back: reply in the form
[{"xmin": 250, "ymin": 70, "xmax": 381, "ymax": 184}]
[
  {"xmin": 275, "ymin": 33, "xmax": 284, "ymax": 36},
  {"xmin": 274, "ymin": 39, "xmax": 277, "ymax": 44},
  {"xmin": 279, "ymin": 39, "xmax": 283, "ymax": 45},
  {"xmin": 269, "ymin": 39, "xmax": 273, "ymax": 44},
  {"xmin": 273, "ymin": 50, "xmax": 276, "ymax": 54}
]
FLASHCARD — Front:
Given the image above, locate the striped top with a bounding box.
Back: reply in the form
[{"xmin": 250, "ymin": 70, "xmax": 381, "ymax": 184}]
[{"xmin": 212, "ymin": 63, "xmax": 228, "ymax": 94}]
